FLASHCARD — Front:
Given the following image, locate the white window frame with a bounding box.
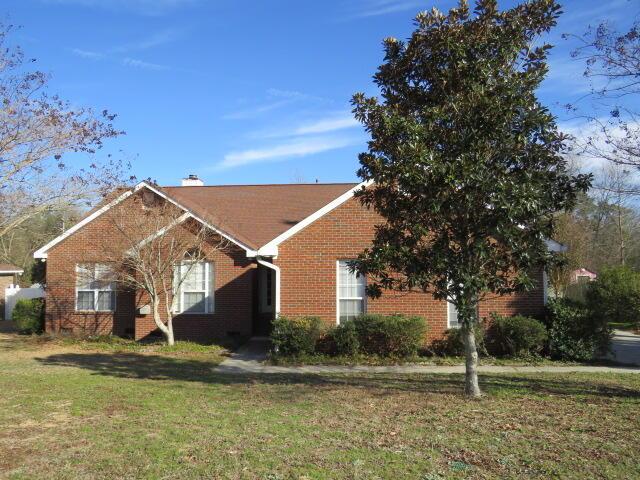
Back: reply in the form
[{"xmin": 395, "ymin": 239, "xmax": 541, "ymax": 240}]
[
  {"xmin": 75, "ymin": 264, "xmax": 116, "ymax": 312},
  {"xmin": 336, "ymin": 260, "xmax": 366, "ymax": 324},
  {"xmin": 174, "ymin": 261, "xmax": 215, "ymax": 315}
]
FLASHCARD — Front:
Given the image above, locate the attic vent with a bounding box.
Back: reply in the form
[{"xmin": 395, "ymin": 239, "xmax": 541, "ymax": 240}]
[{"xmin": 181, "ymin": 174, "xmax": 203, "ymax": 187}]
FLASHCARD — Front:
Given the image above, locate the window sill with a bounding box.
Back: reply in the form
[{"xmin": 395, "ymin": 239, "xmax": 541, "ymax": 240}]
[{"xmin": 74, "ymin": 310, "xmax": 115, "ymax": 314}]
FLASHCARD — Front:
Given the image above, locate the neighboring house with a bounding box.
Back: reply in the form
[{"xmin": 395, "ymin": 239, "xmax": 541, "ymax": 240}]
[
  {"xmin": 570, "ymin": 268, "xmax": 597, "ymax": 284},
  {"xmin": 34, "ymin": 177, "xmax": 555, "ymax": 342},
  {"xmin": 0, "ymin": 264, "xmax": 24, "ymax": 320}
]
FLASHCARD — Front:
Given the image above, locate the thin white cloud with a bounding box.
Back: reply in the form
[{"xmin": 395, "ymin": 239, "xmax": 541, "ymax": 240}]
[
  {"xmin": 347, "ymin": 0, "xmax": 423, "ymax": 19},
  {"xmin": 253, "ymin": 112, "xmax": 360, "ymax": 139},
  {"xmin": 295, "ymin": 114, "xmax": 359, "ymax": 135},
  {"xmin": 223, "ymin": 88, "xmax": 331, "ymax": 121},
  {"xmin": 71, "ymin": 48, "xmax": 104, "ymax": 59},
  {"xmin": 217, "ymin": 136, "xmax": 360, "ymax": 170},
  {"xmin": 111, "ymin": 28, "xmax": 182, "ymax": 53},
  {"xmin": 42, "ymin": 0, "xmax": 198, "ymax": 16},
  {"xmin": 221, "ymin": 99, "xmax": 293, "ymax": 120},
  {"xmin": 122, "ymin": 57, "xmax": 169, "ymax": 71}
]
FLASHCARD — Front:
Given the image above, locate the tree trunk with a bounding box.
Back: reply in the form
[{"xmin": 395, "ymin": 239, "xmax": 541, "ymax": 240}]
[
  {"xmin": 151, "ymin": 296, "xmax": 174, "ymax": 346},
  {"xmin": 459, "ymin": 297, "xmax": 482, "ymax": 398},
  {"xmin": 463, "ymin": 323, "xmax": 481, "ymax": 398}
]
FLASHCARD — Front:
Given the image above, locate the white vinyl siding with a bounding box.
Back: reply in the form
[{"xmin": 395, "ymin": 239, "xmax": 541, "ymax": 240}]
[
  {"xmin": 337, "ymin": 260, "xmax": 366, "ymax": 324},
  {"xmin": 75, "ymin": 264, "xmax": 116, "ymax": 312},
  {"xmin": 174, "ymin": 262, "xmax": 214, "ymax": 314}
]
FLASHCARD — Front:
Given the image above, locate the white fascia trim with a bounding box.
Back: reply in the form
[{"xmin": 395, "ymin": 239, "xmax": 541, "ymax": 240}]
[
  {"xmin": 254, "ymin": 180, "xmax": 372, "ymax": 257},
  {"xmin": 33, "ymin": 189, "xmax": 135, "ymax": 259},
  {"xmin": 139, "ymin": 182, "xmax": 257, "ymax": 256},
  {"xmin": 0, "ymin": 270, "xmax": 23, "ymax": 274},
  {"xmin": 126, "ymin": 212, "xmax": 191, "ymax": 255},
  {"xmin": 33, "ymin": 181, "xmax": 258, "ymax": 259},
  {"xmin": 256, "ymin": 257, "xmax": 280, "ymax": 316}
]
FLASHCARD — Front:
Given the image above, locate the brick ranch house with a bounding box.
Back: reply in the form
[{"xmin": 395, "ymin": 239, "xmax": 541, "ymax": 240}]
[{"xmin": 34, "ymin": 177, "xmax": 561, "ymax": 342}]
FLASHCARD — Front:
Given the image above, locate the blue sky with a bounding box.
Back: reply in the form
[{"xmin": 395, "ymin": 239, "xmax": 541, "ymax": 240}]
[{"xmin": 4, "ymin": 0, "xmax": 638, "ymax": 186}]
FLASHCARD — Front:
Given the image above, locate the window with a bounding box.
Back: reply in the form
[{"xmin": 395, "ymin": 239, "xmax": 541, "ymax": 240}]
[
  {"xmin": 259, "ymin": 267, "xmax": 274, "ymax": 313},
  {"xmin": 447, "ymin": 301, "xmax": 460, "ymax": 328},
  {"xmin": 76, "ymin": 264, "xmax": 115, "ymax": 312},
  {"xmin": 174, "ymin": 262, "xmax": 214, "ymax": 314},
  {"xmin": 337, "ymin": 260, "xmax": 366, "ymax": 323}
]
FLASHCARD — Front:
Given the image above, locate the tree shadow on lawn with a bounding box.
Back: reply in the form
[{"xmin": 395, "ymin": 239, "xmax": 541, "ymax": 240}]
[{"xmin": 35, "ymin": 351, "xmax": 640, "ymax": 400}]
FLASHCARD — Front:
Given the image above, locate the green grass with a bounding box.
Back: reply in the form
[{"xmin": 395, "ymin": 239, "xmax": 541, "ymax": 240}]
[
  {"xmin": 610, "ymin": 321, "xmax": 639, "ymax": 332},
  {"xmin": 59, "ymin": 334, "xmax": 230, "ymax": 357},
  {"xmin": 1, "ymin": 331, "xmax": 639, "ymax": 479}
]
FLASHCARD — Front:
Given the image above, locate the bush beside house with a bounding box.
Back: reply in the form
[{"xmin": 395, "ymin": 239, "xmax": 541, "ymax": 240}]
[
  {"xmin": 271, "ymin": 314, "xmax": 427, "ymax": 359},
  {"xmin": 13, "ymin": 298, "xmax": 45, "ymax": 334}
]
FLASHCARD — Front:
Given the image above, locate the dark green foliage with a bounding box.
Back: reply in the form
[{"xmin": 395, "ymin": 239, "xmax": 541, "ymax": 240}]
[
  {"xmin": 13, "ymin": 298, "xmax": 45, "ymax": 334},
  {"xmin": 351, "ymin": 0, "xmax": 591, "ymax": 360},
  {"xmin": 545, "ymin": 298, "xmax": 612, "ymax": 360},
  {"xmin": 271, "ymin": 314, "xmax": 426, "ymax": 358},
  {"xmin": 431, "ymin": 323, "xmax": 486, "ymax": 357},
  {"xmin": 328, "ymin": 321, "xmax": 360, "ymax": 356},
  {"xmin": 486, "ymin": 314, "xmax": 547, "ymax": 357},
  {"xmin": 352, "ymin": 314, "xmax": 427, "ymax": 357},
  {"xmin": 586, "ymin": 266, "xmax": 640, "ymax": 329},
  {"xmin": 270, "ymin": 316, "xmax": 324, "ymax": 356}
]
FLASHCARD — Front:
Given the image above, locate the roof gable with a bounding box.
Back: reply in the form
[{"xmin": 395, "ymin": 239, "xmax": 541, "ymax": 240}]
[{"xmin": 33, "ymin": 181, "xmax": 361, "ymax": 259}]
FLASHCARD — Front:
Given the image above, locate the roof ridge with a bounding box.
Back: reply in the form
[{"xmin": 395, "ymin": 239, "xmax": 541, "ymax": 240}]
[{"xmin": 163, "ymin": 182, "xmax": 358, "ymax": 188}]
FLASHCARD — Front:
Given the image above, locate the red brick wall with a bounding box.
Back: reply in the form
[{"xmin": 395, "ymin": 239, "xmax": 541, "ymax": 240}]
[
  {"xmin": 275, "ymin": 197, "xmax": 545, "ymax": 341},
  {"xmin": 44, "ymin": 191, "xmax": 256, "ymax": 341}
]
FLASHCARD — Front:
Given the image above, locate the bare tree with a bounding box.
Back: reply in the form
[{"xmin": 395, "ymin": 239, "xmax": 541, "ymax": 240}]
[
  {"xmin": 0, "ymin": 23, "xmax": 128, "ymax": 240},
  {"xmin": 569, "ymin": 20, "xmax": 640, "ymax": 174},
  {"xmin": 594, "ymin": 163, "xmax": 637, "ymax": 266},
  {"xmin": 100, "ymin": 192, "xmax": 228, "ymax": 345}
]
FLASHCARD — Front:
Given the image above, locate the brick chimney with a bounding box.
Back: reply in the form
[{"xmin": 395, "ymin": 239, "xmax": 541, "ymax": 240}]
[{"xmin": 181, "ymin": 174, "xmax": 204, "ymax": 187}]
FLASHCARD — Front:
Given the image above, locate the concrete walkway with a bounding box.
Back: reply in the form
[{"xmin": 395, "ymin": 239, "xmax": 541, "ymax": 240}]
[
  {"xmin": 215, "ymin": 338, "xmax": 640, "ymax": 375},
  {"xmin": 608, "ymin": 329, "xmax": 640, "ymax": 366}
]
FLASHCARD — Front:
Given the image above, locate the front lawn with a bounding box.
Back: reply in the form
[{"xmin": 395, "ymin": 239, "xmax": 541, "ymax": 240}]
[{"xmin": 1, "ymin": 331, "xmax": 639, "ymax": 479}]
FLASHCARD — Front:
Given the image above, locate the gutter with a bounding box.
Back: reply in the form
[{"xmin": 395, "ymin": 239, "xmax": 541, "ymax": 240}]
[{"xmin": 256, "ymin": 256, "xmax": 280, "ymax": 317}]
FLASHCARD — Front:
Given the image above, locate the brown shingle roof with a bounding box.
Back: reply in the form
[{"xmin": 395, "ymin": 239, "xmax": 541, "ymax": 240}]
[
  {"xmin": 0, "ymin": 264, "xmax": 23, "ymax": 273},
  {"xmin": 162, "ymin": 183, "xmax": 358, "ymax": 249}
]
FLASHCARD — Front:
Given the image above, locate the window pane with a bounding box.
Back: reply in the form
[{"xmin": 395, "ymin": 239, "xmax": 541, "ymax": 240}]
[
  {"xmin": 339, "ymin": 299, "xmax": 363, "ymax": 322},
  {"xmin": 183, "ymin": 292, "xmax": 205, "ymax": 313},
  {"xmin": 448, "ymin": 302, "xmax": 459, "ymax": 328},
  {"xmin": 183, "ymin": 263, "xmax": 205, "ymax": 291},
  {"xmin": 339, "ymin": 261, "xmax": 365, "ymax": 298},
  {"xmin": 77, "ymin": 291, "xmax": 94, "ymax": 310},
  {"xmin": 94, "ymin": 264, "xmax": 114, "ymax": 290},
  {"xmin": 97, "ymin": 291, "xmax": 114, "ymax": 311},
  {"xmin": 76, "ymin": 265, "xmax": 93, "ymax": 289}
]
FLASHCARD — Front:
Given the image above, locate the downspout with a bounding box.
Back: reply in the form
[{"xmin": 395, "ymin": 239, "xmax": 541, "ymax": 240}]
[{"xmin": 256, "ymin": 256, "xmax": 280, "ymax": 317}]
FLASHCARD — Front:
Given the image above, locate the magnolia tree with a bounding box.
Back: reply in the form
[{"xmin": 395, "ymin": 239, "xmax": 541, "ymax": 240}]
[
  {"xmin": 101, "ymin": 191, "xmax": 228, "ymax": 345},
  {"xmin": 351, "ymin": 0, "xmax": 591, "ymax": 397},
  {"xmin": 0, "ymin": 23, "xmax": 128, "ymax": 240}
]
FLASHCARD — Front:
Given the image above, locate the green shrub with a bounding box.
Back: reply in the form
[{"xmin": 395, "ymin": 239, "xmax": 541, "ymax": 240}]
[
  {"xmin": 545, "ymin": 298, "xmax": 612, "ymax": 361},
  {"xmin": 328, "ymin": 321, "xmax": 360, "ymax": 356},
  {"xmin": 270, "ymin": 316, "xmax": 324, "ymax": 356},
  {"xmin": 486, "ymin": 314, "xmax": 547, "ymax": 357},
  {"xmin": 352, "ymin": 314, "xmax": 426, "ymax": 357},
  {"xmin": 586, "ymin": 266, "xmax": 640, "ymax": 329},
  {"xmin": 431, "ymin": 322, "xmax": 486, "ymax": 356},
  {"xmin": 13, "ymin": 298, "xmax": 45, "ymax": 334}
]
